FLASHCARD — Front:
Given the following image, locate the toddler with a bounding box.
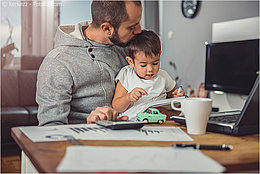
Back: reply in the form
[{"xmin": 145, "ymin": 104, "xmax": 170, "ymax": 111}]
[{"xmin": 112, "ymin": 30, "xmax": 184, "ymax": 120}]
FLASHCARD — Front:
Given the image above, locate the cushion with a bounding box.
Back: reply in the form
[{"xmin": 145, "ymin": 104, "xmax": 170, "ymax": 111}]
[
  {"xmin": 1, "ymin": 70, "xmax": 19, "ymax": 107},
  {"xmin": 1, "ymin": 107, "xmax": 29, "ymax": 124},
  {"xmin": 21, "ymin": 54, "xmax": 44, "ymax": 70},
  {"xmin": 19, "ymin": 70, "xmax": 38, "ymax": 106},
  {"xmin": 25, "ymin": 106, "xmax": 39, "ymax": 125}
]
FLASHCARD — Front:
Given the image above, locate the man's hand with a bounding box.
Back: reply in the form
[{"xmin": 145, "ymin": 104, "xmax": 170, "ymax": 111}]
[
  {"xmin": 128, "ymin": 87, "xmax": 148, "ymax": 102},
  {"xmin": 87, "ymin": 106, "xmax": 118, "ymax": 124}
]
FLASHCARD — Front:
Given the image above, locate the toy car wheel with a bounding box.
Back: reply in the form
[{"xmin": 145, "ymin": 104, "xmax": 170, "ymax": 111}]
[
  {"xmin": 143, "ymin": 119, "xmax": 148, "ymax": 122},
  {"xmin": 158, "ymin": 120, "xmax": 164, "ymax": 124}
]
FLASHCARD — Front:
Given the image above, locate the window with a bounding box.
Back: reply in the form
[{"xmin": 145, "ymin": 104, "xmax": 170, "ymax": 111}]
[
  {"xmin": 153, "ymin": 111, "xmax": 158, "ymax": 114},
  {"xmin": 1, "ymin": 0, "xmax": 60, "ymax": 69},
  {"xmin": 1, "ymin": 0, "xmax": 21, "ymax": 69},
  {"xmin": 21, "ymin": 1, "xmax": 59, "ymax": 58}
]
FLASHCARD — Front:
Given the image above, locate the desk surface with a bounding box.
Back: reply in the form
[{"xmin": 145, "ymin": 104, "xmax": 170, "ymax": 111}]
[{"xmin": 11, "ymin": 121, "xmax": 259, "ymax": 173}]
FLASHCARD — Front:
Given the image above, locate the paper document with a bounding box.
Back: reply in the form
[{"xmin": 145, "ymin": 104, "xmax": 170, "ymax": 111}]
[
  {"xmin": 19, "ymin": 124, "xmax": 193, "ymax": 142},
  {"xmin": 139, "ymin": 97, "xmax": 185, "ymax": 111},
  {"xmin": 125, "ymin": 97, "xmax": 185, "ymax": 119},
  {"xmin": 57, "ymin": 146, "xmax": 225, "ymax": 172},
  {"xmin": 20, "ymin": 124, "xmax": 193, "ymax": 142}
]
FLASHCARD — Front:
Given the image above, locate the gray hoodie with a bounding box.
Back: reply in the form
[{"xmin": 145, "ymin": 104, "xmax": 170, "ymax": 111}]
[{"xmin": 36, "ymin": 21, "xmax": 128, "ymax": 126}]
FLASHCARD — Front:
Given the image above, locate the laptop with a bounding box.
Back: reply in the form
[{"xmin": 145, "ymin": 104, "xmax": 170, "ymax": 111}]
[{"xmin": 171, "ymin": 76, "xmax": 259, "ymax": 136}]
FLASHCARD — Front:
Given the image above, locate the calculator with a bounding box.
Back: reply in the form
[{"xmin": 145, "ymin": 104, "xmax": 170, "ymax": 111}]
[{"xmin": 96, "ymin": 120, "xmax": 146, "ymax": 130}]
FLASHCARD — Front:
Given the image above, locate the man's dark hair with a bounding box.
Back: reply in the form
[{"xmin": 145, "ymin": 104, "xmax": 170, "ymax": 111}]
[
  {"xmin": 91, "ymin": 1, "xmax": 141, "ymax": 30},
  {"xmin": 128, "ymin": 30, "xmax": 161, "ymax": 59}
]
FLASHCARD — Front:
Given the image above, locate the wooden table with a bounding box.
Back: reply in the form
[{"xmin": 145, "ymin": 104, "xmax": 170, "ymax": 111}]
[{"xmin": 11, "ymin": 121, "xmax": 259, "ymax": 173}]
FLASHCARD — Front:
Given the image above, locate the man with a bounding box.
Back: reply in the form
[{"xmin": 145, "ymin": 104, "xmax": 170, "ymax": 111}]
[{"xmin": 36, "ymin": 1, "xmax": 142, "ymax": 126}]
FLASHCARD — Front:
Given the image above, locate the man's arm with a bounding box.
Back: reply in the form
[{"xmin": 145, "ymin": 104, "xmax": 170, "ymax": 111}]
[{"xmin": 36, "ymin": 58, "xmax": 73, "ymax": 126}]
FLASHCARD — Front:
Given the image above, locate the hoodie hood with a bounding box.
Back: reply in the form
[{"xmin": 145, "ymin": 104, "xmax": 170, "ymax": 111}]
[{"xmin": 54, "ymin": 21, "xmax": 108, "ymax": 49}]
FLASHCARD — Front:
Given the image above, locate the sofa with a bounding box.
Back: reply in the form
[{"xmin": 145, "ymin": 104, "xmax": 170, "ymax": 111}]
[{"xmin": 1, "ymin": 55, "xmax": 44, "ymax": 146}]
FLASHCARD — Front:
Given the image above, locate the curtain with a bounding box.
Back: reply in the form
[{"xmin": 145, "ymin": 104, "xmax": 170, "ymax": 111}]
[{"xmin": 22, "ymin": 0, "xmax": 59, "ymax": 56}]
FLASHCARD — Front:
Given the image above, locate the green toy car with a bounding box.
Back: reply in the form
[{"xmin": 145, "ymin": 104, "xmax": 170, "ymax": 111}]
[{"xmin": 137, "ymin": 108, "xmax": 166, "ymax": 124}]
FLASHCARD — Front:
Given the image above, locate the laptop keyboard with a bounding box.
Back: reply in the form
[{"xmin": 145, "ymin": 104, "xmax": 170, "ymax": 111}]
[
  {"xmin": 172, "ymin": 110, "xmax": 241, "ymax": 124},
  {"xmin": 209, "ymin": 114, "xmax": 240, "ymax": 124},
  {"xmin": 209, "ymin": 110, "xmax": 241, "ymax": 117}
]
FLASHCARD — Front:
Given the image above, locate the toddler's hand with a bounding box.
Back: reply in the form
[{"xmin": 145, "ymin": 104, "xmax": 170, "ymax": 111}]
[
  {"xmin": 172, "ymin": 89, "xmax": 185, "ymax": 98},
  {"xmin": 128, "ymin": 88, "xmax": 148, "ymax": 102}
]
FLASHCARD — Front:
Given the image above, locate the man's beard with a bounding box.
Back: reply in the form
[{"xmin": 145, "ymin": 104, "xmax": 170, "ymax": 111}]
[{"xmin": 109, "ymin": 30, "xmax": 130, "ymax": 47}]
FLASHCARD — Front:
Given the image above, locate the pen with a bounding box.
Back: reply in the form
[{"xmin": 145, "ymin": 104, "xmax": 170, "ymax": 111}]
[
  {"xmin": 177, "ymin": 86, "xmax": 183, "ymax": 93},
  {"xmin": 173, "ymin": 144, "xmax": 233, "ymax": 150}
]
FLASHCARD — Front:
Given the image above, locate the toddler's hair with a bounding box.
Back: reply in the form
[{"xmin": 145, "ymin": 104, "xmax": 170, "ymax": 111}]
[{"xmin": 128, "ymin": 29, "xmax": 161, "ymax": 59}]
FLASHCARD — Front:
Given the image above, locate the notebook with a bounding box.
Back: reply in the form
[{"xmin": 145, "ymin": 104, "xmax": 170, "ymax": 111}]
[{"xmin": 171, "ymin": 76, "xmax": 259, "ymax": 136}]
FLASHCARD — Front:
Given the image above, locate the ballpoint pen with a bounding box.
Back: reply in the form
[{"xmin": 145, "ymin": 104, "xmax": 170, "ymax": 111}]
[
  {"xmin": 173, "ymin": 144, "xmax": 233, "ymax": 150},
  {"xmin": 177, "ymin": 86, "xmax": 188, "ymax": 98},
  {"xmin": 177, "ymin": 86, "xmax": 183, "ymax": 93}
]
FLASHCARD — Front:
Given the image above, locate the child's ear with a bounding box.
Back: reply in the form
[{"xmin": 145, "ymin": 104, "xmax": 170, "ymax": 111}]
[{"xmin": 126, "ymin": 56, "xmax": 135, "ymax": 68}]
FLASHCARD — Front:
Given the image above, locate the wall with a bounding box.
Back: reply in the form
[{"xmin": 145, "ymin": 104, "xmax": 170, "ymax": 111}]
[
  {"xmin": 60, "ymin": 1, "xmax": 92, "ymax": 25},
  {"xmin": 159, "ymin": 1, "xmax": 259, "ymax": 92},
  {"xmin": 143, "ymin": 1, "xmax": 159, "ymax": 34}
]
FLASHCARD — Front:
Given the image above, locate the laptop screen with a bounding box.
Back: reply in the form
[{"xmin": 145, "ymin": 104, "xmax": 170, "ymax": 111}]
[{"xmin": 236, "ymin": 76, "xmax": 259, "ymax": 126}]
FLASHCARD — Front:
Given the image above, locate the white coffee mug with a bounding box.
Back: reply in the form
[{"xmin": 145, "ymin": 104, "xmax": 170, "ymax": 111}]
[{"xmin": 171, "ymin": 98, "xmax": 212, "ymax": 135}]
